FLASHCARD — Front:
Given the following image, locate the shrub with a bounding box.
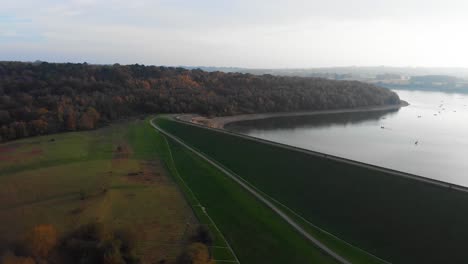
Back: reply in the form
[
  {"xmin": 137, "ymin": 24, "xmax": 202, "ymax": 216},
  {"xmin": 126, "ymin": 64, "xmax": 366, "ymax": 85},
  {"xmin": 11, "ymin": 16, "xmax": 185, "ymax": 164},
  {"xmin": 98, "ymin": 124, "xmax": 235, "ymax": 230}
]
[
  {"xmin": 60, "ymin": 222, "xmax": 139, "ymax": 264},
  {"xmin": 190, "ymin": 226, "xmax": 213, "ymax": 247},
  {"xmin": 101, "ymin": 240, "xmax": 125, "ymax": 264},
  {"xmin": 113, "ymin": 227, "xmax": 138, "ymax": 259},
  {"xmin": 70, "ymin": 221, "xmax": 107, "ymax": 242},
  {"xmin": 60, "ymin": 221, "xmax": 107, "ymax": 262}
]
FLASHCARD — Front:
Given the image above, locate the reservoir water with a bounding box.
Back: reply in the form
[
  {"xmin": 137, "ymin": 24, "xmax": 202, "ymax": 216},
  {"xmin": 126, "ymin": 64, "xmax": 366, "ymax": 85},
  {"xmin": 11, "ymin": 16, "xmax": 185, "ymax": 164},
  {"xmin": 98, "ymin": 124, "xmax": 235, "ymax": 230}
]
[{"xmin": 226, "ymin": 90, "xmax": 468, "ymax": 186}]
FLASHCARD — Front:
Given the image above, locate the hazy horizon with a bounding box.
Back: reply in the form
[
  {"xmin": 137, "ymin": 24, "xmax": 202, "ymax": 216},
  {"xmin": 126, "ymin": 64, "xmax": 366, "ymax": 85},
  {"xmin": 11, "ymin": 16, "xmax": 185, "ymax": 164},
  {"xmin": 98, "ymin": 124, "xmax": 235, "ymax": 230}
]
[
  {"xmin": 2, "ymin": 0, "xmax": 468, "ymax": 68},
  {"xmin": 6, "ymin": 60, "xmax": 468, "ymax": 71}
]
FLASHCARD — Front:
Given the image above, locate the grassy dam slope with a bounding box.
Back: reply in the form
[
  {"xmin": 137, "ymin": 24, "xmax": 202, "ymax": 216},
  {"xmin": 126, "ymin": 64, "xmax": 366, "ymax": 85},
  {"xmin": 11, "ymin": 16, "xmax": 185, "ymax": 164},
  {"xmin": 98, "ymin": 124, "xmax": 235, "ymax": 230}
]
[
  {"xmin": 156, "ymin": 117, "xmax": 468, "ymax": 264},
  {"xmin": 159, "ymin": 131, "xmax": 339, "ymax": 264}
]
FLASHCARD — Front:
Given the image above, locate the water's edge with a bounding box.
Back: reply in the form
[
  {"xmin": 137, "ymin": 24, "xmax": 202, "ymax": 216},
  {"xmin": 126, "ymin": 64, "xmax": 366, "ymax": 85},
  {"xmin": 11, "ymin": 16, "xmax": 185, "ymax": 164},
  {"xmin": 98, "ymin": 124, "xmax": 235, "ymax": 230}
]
[{"xmin": 180, "ymin": 101, "xmax": 408, "ymax": 129}]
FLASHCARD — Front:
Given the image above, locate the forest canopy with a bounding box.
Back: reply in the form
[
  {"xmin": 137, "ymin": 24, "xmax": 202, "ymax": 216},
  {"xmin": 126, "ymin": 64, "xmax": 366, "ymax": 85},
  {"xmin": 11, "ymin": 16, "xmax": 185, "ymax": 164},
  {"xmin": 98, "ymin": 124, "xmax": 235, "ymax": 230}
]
[{"xmin": 0, "ymin": 61, "xmax": 400, "ymax": 141}]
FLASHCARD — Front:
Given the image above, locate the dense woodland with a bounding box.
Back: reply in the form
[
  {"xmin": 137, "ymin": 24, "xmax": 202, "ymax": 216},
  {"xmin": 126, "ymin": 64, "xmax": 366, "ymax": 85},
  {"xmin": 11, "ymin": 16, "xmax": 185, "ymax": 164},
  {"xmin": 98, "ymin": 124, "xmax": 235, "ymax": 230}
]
[{"xmin": 0, "ymin": 61, "xmax": 400, "ymax": 142}]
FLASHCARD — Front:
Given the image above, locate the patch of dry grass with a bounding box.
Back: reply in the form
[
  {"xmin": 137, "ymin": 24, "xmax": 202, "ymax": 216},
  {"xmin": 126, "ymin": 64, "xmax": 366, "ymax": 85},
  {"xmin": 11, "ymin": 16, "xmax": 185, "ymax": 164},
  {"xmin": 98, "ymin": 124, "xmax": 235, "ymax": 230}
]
[{"xmin": 0, "ymin": 120, "xmax": 196, "ymax": 263}]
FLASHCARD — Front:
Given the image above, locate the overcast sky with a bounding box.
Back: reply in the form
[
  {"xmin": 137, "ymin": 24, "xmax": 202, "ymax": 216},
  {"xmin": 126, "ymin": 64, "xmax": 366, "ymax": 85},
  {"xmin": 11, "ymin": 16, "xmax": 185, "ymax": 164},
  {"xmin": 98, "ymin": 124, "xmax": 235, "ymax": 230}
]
[{"xmin": 1, "ymin": 0, "xmax": 468, "ymax": 68}]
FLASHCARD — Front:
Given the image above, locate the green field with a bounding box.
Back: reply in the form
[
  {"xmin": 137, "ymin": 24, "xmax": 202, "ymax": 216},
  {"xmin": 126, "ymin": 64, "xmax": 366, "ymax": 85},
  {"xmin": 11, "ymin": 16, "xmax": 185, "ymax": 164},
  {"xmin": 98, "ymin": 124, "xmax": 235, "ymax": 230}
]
[
  {"xmin": 0, "ymin": 118, "xmax": 342, "ymax": 264},
  {"xmin": 0, "ymin": 120, "xmax": 199, "ymax": 263},
  {"xmin": 154, "ymin": 132, "xmax": 240, "ymax": 263},
  {"xmin": 160, "ymin": 131, "xmax": 344, "ymax": 264},
  {"xmin": 156, "ymin": 117, "xmax": 468, "ymax": 264}
]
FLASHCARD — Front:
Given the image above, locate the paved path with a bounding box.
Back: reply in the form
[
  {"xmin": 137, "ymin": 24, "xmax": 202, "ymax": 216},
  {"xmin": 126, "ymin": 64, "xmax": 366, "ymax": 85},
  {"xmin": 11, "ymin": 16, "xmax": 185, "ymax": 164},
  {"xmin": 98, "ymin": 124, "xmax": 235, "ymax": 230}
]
[{"xmin": 150, "ymin": 118, "xmax": 352, "ymax": 264}]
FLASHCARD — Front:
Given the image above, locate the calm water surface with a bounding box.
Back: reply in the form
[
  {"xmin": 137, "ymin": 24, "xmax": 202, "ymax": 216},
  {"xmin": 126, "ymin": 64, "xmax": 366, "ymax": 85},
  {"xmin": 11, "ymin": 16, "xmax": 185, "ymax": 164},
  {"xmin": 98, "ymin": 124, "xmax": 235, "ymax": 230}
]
[{"xmin": 227, "ymin": 90, "xmax": 468, "ymax": 186}]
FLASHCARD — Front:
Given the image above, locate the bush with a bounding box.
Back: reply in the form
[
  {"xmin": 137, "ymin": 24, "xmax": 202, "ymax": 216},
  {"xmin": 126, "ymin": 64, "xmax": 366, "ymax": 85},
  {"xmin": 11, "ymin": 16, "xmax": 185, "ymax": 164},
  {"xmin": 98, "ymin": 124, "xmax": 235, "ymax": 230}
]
[
  {"xmin": 101, "ymin": 240, "xmax": 125, "ymax": 264},
  {"xmin": 60, "ymin": 221, "xmax": 108, "ymax": 263},
  {"xmin": 190, "ymin": 226, "xmax": 213, "ymax": 247},
  {"xmin": 60, "ymin": 222, "xmax": 139, "ymax": 264},
  {"xmin": 69, "ymin": 221, "xmax": 107, "ymax": 242},
  {"xmin": 113, "ymin": 227, "xmax": 138, "ymax": 258}
]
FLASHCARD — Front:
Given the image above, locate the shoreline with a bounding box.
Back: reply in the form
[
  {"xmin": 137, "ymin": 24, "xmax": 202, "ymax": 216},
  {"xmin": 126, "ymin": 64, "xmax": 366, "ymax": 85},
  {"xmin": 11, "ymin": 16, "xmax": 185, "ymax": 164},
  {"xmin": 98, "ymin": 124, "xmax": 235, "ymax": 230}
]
[{"xmin": 182, "ymin": 101, "xmax": 408, "ymax": 129}]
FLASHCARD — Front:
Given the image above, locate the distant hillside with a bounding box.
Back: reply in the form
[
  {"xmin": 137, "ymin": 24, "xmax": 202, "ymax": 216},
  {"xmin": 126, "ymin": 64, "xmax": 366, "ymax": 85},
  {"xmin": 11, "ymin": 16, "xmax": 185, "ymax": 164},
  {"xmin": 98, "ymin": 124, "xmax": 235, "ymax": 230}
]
[
  {"xmin": 0, "ymin": 61, "xmax": 400, "ymax": 142},
  {"xmin": 377, "ymin": 75, "xmax": 468, "ymax": 92},
  {"xmin": 185, "ymin": 66, "xmax": 468, "ymax": 79}
]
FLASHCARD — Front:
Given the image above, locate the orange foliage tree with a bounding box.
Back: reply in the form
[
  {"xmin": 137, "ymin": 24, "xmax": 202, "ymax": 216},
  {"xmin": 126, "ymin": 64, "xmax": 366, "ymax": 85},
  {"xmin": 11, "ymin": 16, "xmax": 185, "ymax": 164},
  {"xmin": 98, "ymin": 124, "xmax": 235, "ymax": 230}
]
[
  {"xmin": 177, "ymin": 243, "xmax": 215, "ymax": 264},
  {"xmin": 1, "ymin": 252, "xmax": 35, "ymax": 264},
  {"xmin": 24, "ymin": 224, "xmax": 58, "ymax": 259},
  {"xmin": 78, "ymin": 107, "xmax": 100, "ymax": 130},
  {"xmin": 64, "ymin": 107, "xmax": 77, "ymax": 131},
  {"xmin": 29, "ymin": 119, "xmax": 48, "ymax": 135},
  {"xmin": 37, "ymin": 107, "xmax": 48, "ymax": 116}
]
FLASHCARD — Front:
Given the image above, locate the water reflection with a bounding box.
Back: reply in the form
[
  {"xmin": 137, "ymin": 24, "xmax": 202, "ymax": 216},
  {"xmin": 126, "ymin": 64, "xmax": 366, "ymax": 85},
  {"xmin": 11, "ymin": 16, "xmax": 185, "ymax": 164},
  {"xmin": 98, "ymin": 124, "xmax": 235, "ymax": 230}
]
[{"xmin": 226, "ymin": 109, "xmax": 399, "ymax": 132}]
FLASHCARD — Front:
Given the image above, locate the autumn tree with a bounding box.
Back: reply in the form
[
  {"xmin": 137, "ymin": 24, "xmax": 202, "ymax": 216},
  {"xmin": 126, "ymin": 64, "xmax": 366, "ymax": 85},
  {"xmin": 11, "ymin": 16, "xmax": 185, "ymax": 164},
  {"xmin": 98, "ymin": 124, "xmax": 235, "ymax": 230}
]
[
  {"xmin": 24, "ymin": 224, "xmax": 58, "ymax": 259},
  {"xmin": 78, "ymin": 107, "xmax": 100, "ymax": 130},
  {"xmin": 0, "ymin": 110, "xmax": 10, "ymax": 124},
  {"xmin": 64, "ymin": 107, "xmax": 77, "ymax": 131},
  {"xmin": 176, "ymin": 243, "xmax": 215, "ymax": 264},
  {"xmin": 29, "ymin": 120, "xmax": 48, "ymax": 135},
  {"xmin": 36, "ymin": 107, "xmax": 48, "ymax": 116},
  {"xmin": 1, "ymin": 251, "xmax": 36, "ymax": 264}
]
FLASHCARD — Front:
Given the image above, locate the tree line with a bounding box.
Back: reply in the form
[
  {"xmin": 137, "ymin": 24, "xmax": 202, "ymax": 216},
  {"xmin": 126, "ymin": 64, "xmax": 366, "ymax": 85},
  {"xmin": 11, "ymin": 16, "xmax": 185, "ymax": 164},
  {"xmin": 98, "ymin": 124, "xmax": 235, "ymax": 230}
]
[
  {"xmin": 1, "ymin": 222, "xmax": 215, "ymax": 264},
  {"xmin": 0, "ymin": 61, "xmax": 400, "ymax": 142}
]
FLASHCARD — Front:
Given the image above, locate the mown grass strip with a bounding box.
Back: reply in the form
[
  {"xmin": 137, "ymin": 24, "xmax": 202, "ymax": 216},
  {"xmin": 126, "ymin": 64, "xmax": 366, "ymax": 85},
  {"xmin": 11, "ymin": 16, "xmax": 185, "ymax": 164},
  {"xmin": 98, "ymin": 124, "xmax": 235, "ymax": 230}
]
[{"xmin": 151, "ymin": 128, "xmax": 239, "ymax": 262}]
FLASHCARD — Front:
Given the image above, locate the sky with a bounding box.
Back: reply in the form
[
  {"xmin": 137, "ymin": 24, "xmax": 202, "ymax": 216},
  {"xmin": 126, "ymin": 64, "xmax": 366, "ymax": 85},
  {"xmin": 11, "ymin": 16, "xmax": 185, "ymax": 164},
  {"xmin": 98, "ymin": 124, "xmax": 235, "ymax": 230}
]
[{"xmin": 1, "ymin": 0, "xmax": 468, "ymax": 68}]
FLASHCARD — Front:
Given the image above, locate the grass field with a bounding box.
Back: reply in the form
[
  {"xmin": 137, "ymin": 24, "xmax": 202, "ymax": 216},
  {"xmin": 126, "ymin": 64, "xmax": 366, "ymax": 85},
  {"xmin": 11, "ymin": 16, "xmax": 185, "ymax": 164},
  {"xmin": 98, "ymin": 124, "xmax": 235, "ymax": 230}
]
[
  {"xmin": 154, "ymin": 132, "xmax": 240, "ymax": 263},
  {"xmin": 3, "ymin": 118, "xmax": 333, "ymax": 264},
  {"xmin": 156, "ymin": 117, "xmax": 468, "ymax": 264},
  {"xmin": 159, "ymin": 134, "xmax": 339, "ymax": 264},
  {"xmin": 0, "ymin": 120, "xmax": 198, "ymax": 263}
]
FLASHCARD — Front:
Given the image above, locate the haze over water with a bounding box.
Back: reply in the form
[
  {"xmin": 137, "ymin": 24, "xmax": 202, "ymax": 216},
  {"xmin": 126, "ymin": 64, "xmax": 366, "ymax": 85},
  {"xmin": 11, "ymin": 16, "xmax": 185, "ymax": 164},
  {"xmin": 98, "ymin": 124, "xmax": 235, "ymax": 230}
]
[{"xmin": 228, "ymin": 90, "xmax": 468, "ymax": 186}]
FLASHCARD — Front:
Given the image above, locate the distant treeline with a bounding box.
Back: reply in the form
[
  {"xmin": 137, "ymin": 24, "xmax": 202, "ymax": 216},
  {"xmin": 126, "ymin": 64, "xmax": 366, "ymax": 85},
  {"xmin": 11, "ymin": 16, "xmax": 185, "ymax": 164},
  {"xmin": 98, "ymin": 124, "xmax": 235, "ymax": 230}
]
[
  {"xmin": 379, "ymin": 75, "xmax": 468, "ymax": 93},
  {"xmin": 0, "ymin": 61, "xmax": 400, "ymax": 142}
]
